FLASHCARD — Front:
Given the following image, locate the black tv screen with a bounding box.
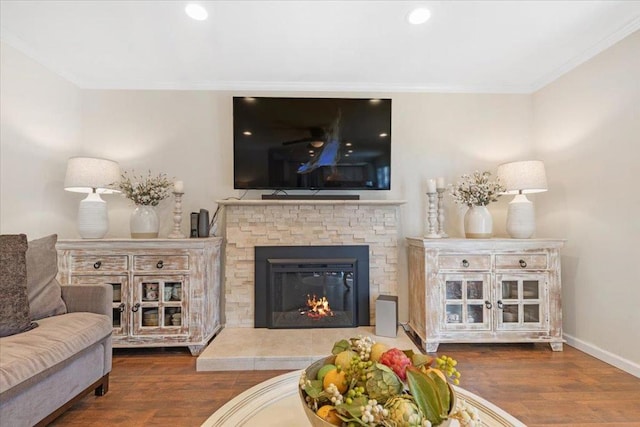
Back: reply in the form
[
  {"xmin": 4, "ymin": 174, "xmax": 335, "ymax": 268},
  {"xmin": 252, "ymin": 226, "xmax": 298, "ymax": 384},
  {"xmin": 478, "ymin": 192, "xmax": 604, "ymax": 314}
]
[{"xmin": 233, "ymin": 97, "xmax": 391, "ymax": 190}]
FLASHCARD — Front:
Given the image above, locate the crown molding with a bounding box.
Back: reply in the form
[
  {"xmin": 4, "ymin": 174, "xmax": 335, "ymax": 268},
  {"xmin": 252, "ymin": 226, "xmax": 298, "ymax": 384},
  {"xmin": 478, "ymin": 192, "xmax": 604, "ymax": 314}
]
[
  {"xmin": 0, "ymin": 29, "xmax": 82, "ymax": 87},
  {"xmin": 529, "ymin": 15, "xmax": 640, "ymax": 92},
  {"xmin": 73, "ymin": 79, "xmax": 534, "ymax": 94}
]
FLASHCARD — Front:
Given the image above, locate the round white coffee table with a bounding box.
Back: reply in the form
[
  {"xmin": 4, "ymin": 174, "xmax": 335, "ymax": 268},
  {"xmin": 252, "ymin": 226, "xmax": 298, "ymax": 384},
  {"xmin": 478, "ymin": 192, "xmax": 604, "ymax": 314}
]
[{"xmin": 202, "ymin": 370, "xmax": 526, "ymax": 427}]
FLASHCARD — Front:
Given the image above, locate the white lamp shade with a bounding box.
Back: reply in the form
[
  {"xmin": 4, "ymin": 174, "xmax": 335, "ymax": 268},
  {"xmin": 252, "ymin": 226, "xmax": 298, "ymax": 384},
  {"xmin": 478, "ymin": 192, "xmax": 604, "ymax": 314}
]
[
  {"xmin": 64, "ymin": 157, "xmax": 121, "ymax": 194},
  {"xmin": 497, "ymin": 160, "xmax": 547, "ymax": 195}
]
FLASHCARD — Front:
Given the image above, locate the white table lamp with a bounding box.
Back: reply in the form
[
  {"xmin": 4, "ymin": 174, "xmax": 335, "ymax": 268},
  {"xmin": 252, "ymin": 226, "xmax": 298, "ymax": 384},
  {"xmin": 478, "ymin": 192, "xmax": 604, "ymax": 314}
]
[
  {"xmin": 64, "ymin": 157, "xmax": 121, "ymax": 238},
  {"xmin": 497, "ymin": 160, "xmax": 547, "ymax": 239}
]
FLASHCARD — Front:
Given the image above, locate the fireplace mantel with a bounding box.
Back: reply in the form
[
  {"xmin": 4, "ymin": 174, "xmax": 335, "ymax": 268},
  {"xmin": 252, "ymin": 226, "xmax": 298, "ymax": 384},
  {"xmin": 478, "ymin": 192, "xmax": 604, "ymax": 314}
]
[{"xmin": 219, "ymin": 199, "xmax": 405, "ymax": 327}]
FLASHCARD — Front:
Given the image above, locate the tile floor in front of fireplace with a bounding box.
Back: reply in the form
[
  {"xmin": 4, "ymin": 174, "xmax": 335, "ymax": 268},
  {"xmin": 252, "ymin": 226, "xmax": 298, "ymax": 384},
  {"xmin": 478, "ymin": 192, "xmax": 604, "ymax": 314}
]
[{"xmin": 196, "ymin": 326, "xmax": 422, "ymax": 371}]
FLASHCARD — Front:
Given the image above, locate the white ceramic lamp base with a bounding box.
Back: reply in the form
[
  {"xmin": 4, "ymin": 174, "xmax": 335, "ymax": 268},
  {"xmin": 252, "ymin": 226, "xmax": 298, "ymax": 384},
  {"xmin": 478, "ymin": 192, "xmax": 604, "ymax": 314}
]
[
  {"xmin": 506, "ymin": 194, "xmax": 535, "ymax": 239},
  {"xmin": 77, "ymin": 192, "xmax": 108, "ymax": 238}
]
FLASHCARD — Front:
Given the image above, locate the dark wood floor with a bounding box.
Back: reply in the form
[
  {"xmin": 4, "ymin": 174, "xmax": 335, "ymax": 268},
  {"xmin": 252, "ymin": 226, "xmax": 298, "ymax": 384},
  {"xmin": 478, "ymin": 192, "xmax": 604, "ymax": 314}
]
[{"xmin": 51, "ymin": 341, "xmax": 640, "ymax": 427}]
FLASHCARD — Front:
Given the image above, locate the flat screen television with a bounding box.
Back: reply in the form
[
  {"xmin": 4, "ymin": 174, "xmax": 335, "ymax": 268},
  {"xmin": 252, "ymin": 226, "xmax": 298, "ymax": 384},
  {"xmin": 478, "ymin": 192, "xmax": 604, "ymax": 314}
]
[{"xmin": 233, "ymin": 97, "xmax": 391, "ymax": 190}]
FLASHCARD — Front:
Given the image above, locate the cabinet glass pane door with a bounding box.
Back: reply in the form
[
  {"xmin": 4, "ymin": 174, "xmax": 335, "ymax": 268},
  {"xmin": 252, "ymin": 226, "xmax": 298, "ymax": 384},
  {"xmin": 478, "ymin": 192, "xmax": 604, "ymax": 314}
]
[
  {"xmin": 133, "ymin": 276, "xmax": 188, "ymax": 336},
  {"xmin": 441, "ymin": 274, "xmax": 490, "ymax": 330},
  {"xmin": 71, "ymin": 275, "xmax": 128, "ymax": 336},
  {"xmin": 109, "ymin": 280, "xmax": 126, "ymax": 334},
  {"xmin": 497, "ymin": 274, "xmax": 547, "ymax": 330}
]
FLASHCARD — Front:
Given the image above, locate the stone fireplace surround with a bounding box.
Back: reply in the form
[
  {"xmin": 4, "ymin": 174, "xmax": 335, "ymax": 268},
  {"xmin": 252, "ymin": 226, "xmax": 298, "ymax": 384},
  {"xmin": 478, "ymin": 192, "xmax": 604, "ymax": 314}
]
[{"xmin": 218, "ymin": 199, "xmax": 405, "ymax": 327}]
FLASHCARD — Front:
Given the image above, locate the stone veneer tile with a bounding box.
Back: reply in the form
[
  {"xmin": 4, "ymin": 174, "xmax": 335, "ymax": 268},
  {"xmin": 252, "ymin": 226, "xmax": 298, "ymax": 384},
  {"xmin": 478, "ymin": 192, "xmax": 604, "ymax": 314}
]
[{"xmin": 221, "ymin": 203, "xmax": 402, "ymax": 327}]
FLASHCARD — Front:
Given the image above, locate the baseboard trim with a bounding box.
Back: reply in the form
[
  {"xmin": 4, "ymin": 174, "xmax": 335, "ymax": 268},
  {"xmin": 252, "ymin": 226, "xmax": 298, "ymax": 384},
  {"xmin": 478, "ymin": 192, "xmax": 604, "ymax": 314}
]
[{"xmin": 564, "ymin": 333, "xmax": 639, "ymax": 378}]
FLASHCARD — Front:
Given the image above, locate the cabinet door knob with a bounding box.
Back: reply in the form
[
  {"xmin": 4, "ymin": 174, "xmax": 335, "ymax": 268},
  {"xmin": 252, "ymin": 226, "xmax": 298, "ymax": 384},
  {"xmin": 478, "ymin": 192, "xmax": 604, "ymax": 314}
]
[
  {"xmin": 484, "ymin": 300, "xmax": 492, "ymax": 309},
  {"xmin": 497, "ymin": 300, "xmax": 504, "ymax": 309},
  {"xmin": 461, "ymin": 259, "xmax": 469, "ymax": 268},
  {"xmin": 519, "ymin": 259, "xmax": 527, "ymax": 268},
  {"xmin": 93, "ymin": 261, "xmax": 102, "ymax": 269},
  {"xmin": 156, "ymin": 260, "xmax": 164, "ymax": 269},
  {"xmin": 132, "ymin": 303, "xmax": 140, "ymax": 312},
  {"xmin": 118, "ymin": 302, "xmax": 126, "ymax": 313}
]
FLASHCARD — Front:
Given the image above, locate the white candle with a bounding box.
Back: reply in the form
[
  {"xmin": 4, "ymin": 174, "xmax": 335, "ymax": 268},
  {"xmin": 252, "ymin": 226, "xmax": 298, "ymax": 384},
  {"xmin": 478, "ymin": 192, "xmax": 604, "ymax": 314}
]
[
  {"xmin": 427, "ymin": 179, "xmax": 436, "ymax": 193},
  {"xmin": 174, "ymin": 180, "xmax": 184, "ymax": 193},
  {"xmin": 436, "ymin": 177, "xmax": 445, "ymax": 189}
]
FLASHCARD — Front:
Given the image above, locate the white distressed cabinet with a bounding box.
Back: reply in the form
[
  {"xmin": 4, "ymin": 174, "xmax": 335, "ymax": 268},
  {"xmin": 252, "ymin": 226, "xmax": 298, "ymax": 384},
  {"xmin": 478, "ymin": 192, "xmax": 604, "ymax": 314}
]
[
  {"xmin": 57, "ymin": 237, "xmax": 222, "ymax": 355},
  {"xmin": 407, "ymin": 238, "xmax": 565, "ymax": 352}
]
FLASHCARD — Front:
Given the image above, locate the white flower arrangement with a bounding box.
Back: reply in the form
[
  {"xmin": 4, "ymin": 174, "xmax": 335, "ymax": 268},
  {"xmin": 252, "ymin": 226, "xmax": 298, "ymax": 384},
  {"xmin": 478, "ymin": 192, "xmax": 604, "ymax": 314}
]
[
  {"xmin": 116, "ymin": 170, "xmax": 172, "ymax": 206},
  {"xmin": 450, "ymin": 171, "xmax": 505, "ymax": 207}
]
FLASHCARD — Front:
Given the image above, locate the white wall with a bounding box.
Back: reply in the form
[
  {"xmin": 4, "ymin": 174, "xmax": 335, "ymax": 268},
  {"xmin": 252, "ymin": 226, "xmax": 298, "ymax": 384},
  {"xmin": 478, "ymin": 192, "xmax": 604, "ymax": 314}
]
[
  {"xmin": 0, "ymin": 42, "xmax": 82, "ymax": 238},
  {"xmin": 533, "ymin": 31, "xmax": 640, "ymax": 374}
]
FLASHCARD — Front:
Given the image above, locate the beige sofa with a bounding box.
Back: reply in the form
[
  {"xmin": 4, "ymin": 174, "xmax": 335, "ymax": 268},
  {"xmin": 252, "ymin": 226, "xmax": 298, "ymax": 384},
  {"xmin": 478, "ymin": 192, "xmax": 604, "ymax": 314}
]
[{"xmin": 0, "ymin": 234, "xmax": 112, "ymax": 426}]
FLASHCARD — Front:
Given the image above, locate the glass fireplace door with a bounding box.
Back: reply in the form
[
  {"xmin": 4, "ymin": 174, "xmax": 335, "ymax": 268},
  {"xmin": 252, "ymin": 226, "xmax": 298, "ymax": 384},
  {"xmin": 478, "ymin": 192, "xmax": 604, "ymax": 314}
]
[{"xmin": 267, "ymin": 260, "xmax": 357, "ymax": 328}]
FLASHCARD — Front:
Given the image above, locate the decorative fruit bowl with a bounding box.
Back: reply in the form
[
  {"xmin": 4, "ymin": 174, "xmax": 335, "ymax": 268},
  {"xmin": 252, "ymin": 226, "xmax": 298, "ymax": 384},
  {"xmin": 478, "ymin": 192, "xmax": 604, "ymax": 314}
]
[{"xmin": 299, "ymin": 336, "xmax": 480, "ymax": 427}]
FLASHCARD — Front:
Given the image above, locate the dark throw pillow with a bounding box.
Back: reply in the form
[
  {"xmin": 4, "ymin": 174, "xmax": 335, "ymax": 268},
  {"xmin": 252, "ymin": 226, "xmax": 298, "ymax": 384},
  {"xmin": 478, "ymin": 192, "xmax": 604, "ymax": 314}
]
[
  {"xmin": 26, "ymin": 234, "xmax": 67, "ymax": 320},
  {"xmin": 0, "ymin": 234, "xmax": 38, "ymax": 337}
]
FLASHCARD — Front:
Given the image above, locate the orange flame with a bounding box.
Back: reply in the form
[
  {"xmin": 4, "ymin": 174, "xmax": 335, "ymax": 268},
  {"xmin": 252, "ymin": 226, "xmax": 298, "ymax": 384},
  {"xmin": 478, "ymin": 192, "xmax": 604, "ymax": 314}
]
[{"xmin": 306, "ymin": 294, "xmax": 334, "ymax": 319}]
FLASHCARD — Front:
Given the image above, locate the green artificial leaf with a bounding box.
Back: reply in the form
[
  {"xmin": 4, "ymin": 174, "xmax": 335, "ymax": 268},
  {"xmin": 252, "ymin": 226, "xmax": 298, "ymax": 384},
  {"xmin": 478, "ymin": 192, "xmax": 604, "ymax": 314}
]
[
  {"xmin": 303, "ymin": 379, "xmax": 324, "ymax": 399},
  {"xmin": 336, "ymin": 395, "xmax": 368, "ymax": 420},
  {"xmin": 406, "ymin": 367, "xmax": 446, "ymax": 426},
  {"xmin": 411, "ymin": 352, "xmax": 434, "ymax": 368},
  {"xmin": 332, "ymin": 339, "xmax": 351, "ymax": 355},
  {"xmin": 426, "ymin": 370, "xmax": 451, "ymax": 414},
  {"xmin": 335, "ymin": 413, "xmax": 369, "ymax": 426},
  {"xmin": 403, "ymin": 349, "xmax": 416, "ymax": 359}
]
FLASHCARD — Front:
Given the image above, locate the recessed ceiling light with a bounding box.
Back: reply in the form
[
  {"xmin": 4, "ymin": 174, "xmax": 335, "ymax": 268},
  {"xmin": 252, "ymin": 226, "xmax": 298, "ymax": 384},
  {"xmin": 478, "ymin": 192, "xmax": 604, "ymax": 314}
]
[
  {"xmin": 407, "ymin": 7, "xmax": 431, "ymax": 25},
  {"xmin": 185, "ymin": 4, "xmax": 208, "ymax": 21},
  {"xmin": 345, "ymin": 142, "xmax": 353, "ymax": 147},
  {"xmin": 379, "ymin": 133, "xmax": 388, "ymax": 137},
  {"xmin": 243, "ymin": 131, "xmax": 252, "ymax": 136}
]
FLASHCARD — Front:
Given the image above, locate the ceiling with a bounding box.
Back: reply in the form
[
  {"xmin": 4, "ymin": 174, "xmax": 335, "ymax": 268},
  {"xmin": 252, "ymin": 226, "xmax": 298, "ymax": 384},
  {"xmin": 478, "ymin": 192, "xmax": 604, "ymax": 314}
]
[{"xmin": 1, "ymin": 1, "xmax": 639, "ymax": 93}]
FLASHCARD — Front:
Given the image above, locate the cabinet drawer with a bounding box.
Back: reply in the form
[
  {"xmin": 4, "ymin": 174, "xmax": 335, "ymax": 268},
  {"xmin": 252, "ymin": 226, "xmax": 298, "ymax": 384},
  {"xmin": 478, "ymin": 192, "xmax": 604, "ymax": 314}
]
[
  {"xmin": 71, "ymin": 255, "xmax": 128, "ymax": 272},
  {"xmin": 495, "ymin": 254, "xmax": 547, "ymax": 270},
  {"xmin": 70, "ymin": 275, "xmax": 127, "ymax": 286},
  {"xmin": 438, "ymin": 255, "xmax": 491, "ymax": 270},
  {"xmin": 134, "ymin": 255, "xmax": 189, "ymax": 271}
]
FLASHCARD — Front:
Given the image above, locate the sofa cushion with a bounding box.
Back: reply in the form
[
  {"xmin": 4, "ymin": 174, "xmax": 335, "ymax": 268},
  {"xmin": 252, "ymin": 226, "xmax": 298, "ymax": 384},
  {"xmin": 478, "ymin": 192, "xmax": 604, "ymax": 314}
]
[
  {"xmin": 0, "ymin": 312, "xmax": 112, "ymax": 395},
  {"xmin": 26, "ymin": 234, "xmax": 67, "ymax": 320},
  {"xmin": 0, "ymin": 234, "xmax": 38, "ymax": 337}
]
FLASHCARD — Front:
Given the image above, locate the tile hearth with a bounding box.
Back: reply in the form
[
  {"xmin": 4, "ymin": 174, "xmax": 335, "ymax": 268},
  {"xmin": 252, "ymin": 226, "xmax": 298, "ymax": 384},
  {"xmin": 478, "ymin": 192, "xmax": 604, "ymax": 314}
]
[{"xmin": 196, "ymin": 326, "xmax": 421, "ymax": 371}]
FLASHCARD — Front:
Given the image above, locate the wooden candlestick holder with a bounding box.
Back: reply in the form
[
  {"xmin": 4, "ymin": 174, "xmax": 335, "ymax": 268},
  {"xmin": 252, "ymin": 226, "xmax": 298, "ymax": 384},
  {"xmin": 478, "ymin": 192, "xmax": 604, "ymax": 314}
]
[
  {"xmin": 437, "ymin": 188, "xmax": 448, "ymax": 238},
  {"xmin": 168, "ymin": 191, "xmax": 186, "ymax": 239},
  {"xmin": 425, "ymin": 192, "xmax": 440, "ymax": 238}
]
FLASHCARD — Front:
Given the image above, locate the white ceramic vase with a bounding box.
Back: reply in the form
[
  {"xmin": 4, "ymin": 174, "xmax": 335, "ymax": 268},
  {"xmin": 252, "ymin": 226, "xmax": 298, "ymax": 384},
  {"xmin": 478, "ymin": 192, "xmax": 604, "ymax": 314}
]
[
  {"xmin": 464, "ymin": 205, "xmax": 493, "ymax": 238},
  {"xmin": 130, "ymin": 205, "xmax": 159, "ymax": 238}
]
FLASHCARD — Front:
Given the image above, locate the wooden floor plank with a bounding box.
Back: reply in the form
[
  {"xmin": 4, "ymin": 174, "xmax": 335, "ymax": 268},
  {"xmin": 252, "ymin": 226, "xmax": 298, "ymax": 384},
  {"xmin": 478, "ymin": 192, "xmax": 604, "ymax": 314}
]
[{"xmin": 49, "ymin": 343, "xmax": 640, "ymax": 426}]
